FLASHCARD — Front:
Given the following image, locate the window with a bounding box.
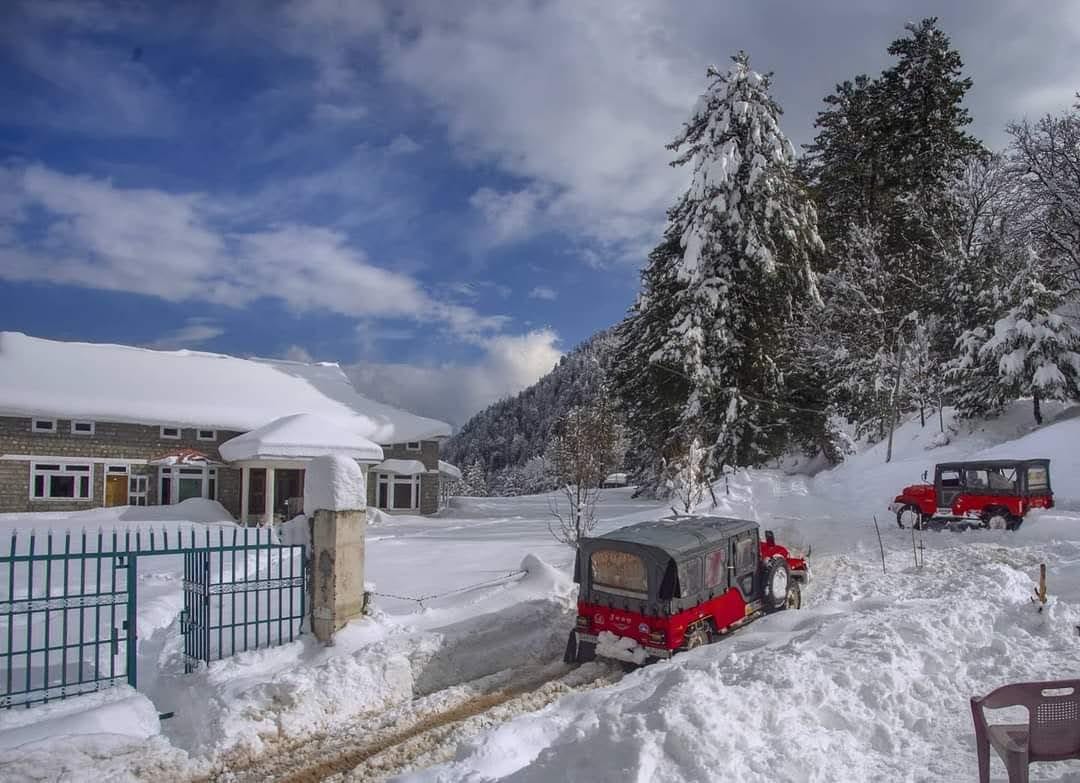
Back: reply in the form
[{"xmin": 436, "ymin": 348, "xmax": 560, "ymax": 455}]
[
  {"xmin": 705, "ymin": 548, "xmax": 727, "ymax": 588},
  {"xmin": 735, "ymin": 536, "xmax": 757, "ymax": 573},
  {"xmin": 987, "ymin": 467, "xmax": 1017, "ymax": 491},
  {"xmin": 128, "ymin": 475, "xmax": 149, "ymax": 506},
  {"xmin": 196, "ymin": 429, "xmax": 216, "ymax": 442},
  {"xmin": 160, "ymin": 426, "xmax": 181, "ymax": 440},
  {"xmin": 71, "ymin": 420, "xmax": 95, "ymax": 435},
  {"xmin": 964, "ymin": 469, "xmax": 990, "ymax": 490},
  {"xmin": 158, "ymin": 465, "xmax": 217, "ymax": 505},
  {"xmin": 1027, "ymin": 465, "xmax": 1049, "ymax": 491},
  {"xmin": 678, "ymin": 557, "xmax": 703, "ymax": 597},
  {"xmin": 590, "ymin": 550, "xmax": 647, "ymax": 597},
  {"xmin": 32, "ymin": 418, "xmax": 57, "ymax": 433},
  {"xmin": 405, "ymin": 441, "xmax": 421, "ymax": 451},
  {"xmin": 939, "ymin": 469, "xmax": 960, "ymax": 488},
  {"xmin": 31, "ymin": 462, "xmax": 92, "ymax": 500},
  {"xmin": 376, "ymin": 472, "xmax": 420, "ymax": 510}
]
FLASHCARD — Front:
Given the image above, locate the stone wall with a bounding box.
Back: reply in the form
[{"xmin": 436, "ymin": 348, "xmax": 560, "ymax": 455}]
[{"xmin": 0, "ymin": 416, "xmax": 242, "ymax": 516}]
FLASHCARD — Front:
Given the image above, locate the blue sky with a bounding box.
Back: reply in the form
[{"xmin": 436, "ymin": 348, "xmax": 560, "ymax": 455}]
[{"xmin": 2, "ymin": 1, "xmax": 1079, "ymax": 427}]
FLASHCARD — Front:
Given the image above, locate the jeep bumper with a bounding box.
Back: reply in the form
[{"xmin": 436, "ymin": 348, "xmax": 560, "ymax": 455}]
[{"xmin": 575, "ymin": 632, "xmax": 672, "ymax": 661}]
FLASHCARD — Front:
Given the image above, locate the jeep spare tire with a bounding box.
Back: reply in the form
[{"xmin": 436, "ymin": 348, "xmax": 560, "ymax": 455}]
[
  {"xmin": 896, "ymin": 504, "xmax": 923, "ymax": 530},
  {"xmin": 764, "ymin": 558, "xmax": 790, "ymax": 611}
]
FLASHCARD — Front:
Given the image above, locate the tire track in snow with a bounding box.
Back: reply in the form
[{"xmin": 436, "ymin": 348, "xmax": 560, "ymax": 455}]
[{"xmin": 209, "ymin": 661, "xmax": 622, "ymax": 783}]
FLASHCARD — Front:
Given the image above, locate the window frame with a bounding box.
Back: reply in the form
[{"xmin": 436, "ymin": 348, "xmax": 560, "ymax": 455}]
[
  {"xmin": 31, "ymin": 418, "xmax": 57, "ymax": 434},
  {"xmin": 70, "ymin": 420, "xmax": 96, "ymax": 436},
  {"xmin": 375, "ymin": 472, "xmax": 420, "ymax": 511},
  {"xmin": 158, "ymin": 465, "xmax": 218, "ymax": 505},
  {"xmin": 160, "ymin": 426, "xmax": 182, "ymax": 440},
  {"xmin": 30, "ymin": 461, "xmax": 93, "ymax": 501},
  {"xmin": 196, "ymin": 429, "xmax": 217, "ymax": 442},
  {"xmin": 128, "ymin": 474, "xmax": 149, "ymax": 506},
  {"xmin": 405, "ymin": 441, "xmax": 422, "ymax": 451}
]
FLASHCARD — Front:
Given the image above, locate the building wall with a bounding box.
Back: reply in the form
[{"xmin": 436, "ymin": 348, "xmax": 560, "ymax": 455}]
[{"xmin": 0, "ymin": 416, "xmax": 242, "ymax": 516}]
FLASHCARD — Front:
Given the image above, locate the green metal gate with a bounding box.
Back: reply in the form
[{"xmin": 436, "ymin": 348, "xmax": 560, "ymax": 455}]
[
  {"xmin": 181, "ymin": 527, "xmax": 307, "ymax": 673},
  {"xmin": 0, "ymin": 530, "xmax": 137, "ymax": 709},
  {"xmin": 1, "ymin": 526, "xmax": 307, "ymax": 709}
]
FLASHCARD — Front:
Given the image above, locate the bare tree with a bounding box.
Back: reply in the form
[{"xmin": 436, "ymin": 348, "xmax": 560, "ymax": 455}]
[
  {"xmin": 1007, "ymin": 101, "xmax": 1080, "ymax": 293},
  {"xmin": 545, "ymin": 400, "xmax": 620, "ymax": 545},
  {"xmin": 665, "ymin": 437, "xmax": 712, "ymax": 513}
]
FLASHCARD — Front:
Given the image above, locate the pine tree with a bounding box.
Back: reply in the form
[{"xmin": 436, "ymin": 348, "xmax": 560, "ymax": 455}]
[
  {"xmin": 461, "ymin": 460, "xmax": 488, "ymax": 497},
  {"xmin": 956, "ymin": 248, "xmax": 1080, "ymax": 423},
  {"xmin": 802, "ymin": 19, "xmax": 983, "ymax": 440},
  {"xmin": 614, "ymin": 51, "xmax": 823, "ymax": 477}
]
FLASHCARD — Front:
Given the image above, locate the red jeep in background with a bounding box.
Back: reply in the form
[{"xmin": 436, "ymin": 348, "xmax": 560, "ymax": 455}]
[
  {"xmin": 565, "ymin": 516, "xmax": 808, "ymax": 665},
  {"xmin": 890, "ymin": 459, "xmax": 1053, "ymax": 531}
]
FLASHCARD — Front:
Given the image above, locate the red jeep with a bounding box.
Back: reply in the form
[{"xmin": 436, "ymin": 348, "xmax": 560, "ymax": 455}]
[
  {"xmin": 890, "ymin": 459, "xmax": 1053, "ymax": 531},
  {"xmin": 564, "ymin": 516, "xmax": 808, "ymax": 665}
]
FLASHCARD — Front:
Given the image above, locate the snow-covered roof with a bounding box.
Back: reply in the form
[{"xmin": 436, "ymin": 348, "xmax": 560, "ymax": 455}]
[
  {"xmin": 373, "ymin": 458, "xmax": 428, "ymax": 476},
  {"xmin": 0, "ymin": 332, "xmax": 451, "ymax": 443},
  {"xmin": 219, "ymin": 414, "xmax": 383, "ymax": 463},
  {"xmin": 438, "ymin": 460, "xmax": 462, "ymax": 481}
]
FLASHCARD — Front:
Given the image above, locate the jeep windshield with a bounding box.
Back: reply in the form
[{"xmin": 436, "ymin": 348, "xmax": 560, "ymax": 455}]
[{"xmin": 589, "ymin": 550, "xmax": 647, "ymax": 598}]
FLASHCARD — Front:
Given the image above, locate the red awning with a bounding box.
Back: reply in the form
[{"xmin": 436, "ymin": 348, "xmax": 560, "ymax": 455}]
[{"xmin": 147, "ymin": 447, "xmax": 222, "ymax": 466}]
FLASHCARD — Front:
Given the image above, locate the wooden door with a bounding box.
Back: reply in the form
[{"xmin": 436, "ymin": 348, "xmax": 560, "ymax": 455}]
[{"xmin": 105, "ymin": 474, "xmax": 129, "ymax": 507}]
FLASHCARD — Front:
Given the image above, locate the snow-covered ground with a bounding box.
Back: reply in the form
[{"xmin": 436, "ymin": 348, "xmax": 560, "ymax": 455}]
[{"xmin": 3, "ymin": 400, "xmax": 1080, "ymax": 781}]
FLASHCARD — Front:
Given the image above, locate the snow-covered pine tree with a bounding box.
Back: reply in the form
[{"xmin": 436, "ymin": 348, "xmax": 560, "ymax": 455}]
[
  {"xmin": 615, "ymin": 51, "xmax": 823, "ymax": 477},
  {"xmin": 461, "ymin": 460, "xmax": 488, "ymax": 497},
  {"xmin": 959, "ymin": 247, "xmax": 1080, "ymax": 424}
]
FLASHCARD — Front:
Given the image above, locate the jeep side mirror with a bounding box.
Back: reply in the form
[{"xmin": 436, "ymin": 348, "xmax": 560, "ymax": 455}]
[
  {"xmin": 922, "ymin": 470, "xmax": 928, "ymax": 482},
  {"xmin": 765, "ymin": 530, "xmax": 775, "ymax": 545}
]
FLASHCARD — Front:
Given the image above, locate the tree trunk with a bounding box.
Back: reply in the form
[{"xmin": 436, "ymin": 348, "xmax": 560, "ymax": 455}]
[
  {"xmin": 1033, "ymin": 390, "xmax": 1042, "ymax": 425},
  {"xmin": 885, "ymin": 341, "xmax": 907, "ymax": 464},
  {"xmin": 919, "ymin": 405, "xmax": 925, "ymax": 428}
]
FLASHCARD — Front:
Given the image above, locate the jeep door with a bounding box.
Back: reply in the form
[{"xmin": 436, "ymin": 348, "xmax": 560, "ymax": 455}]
[
  {"xmin": 730, "ymin": 530, "xmax": 759, "ymax": 599},
  {"xmin": 935, "ymin": 466, "xmax": 962, "ymax": 510}
]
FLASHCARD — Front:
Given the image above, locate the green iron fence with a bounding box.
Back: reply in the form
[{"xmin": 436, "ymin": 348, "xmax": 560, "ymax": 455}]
[
  {"xmin": 0, "ymin": 525, "xmax": 307, "ymax": 709},
  {"xmin": 181, "ymin": 527, "xmax": 307, "ymax": 672}
]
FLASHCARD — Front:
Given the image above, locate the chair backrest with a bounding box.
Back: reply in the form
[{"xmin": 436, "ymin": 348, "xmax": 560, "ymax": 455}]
[{"xmin": 976, "ymin": 680, "xmax": 1080, "ymax": 758}]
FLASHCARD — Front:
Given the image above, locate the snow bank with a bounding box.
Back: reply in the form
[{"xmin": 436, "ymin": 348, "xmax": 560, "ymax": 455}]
[
  {"xmin": 303, "ymin": 454, "xmax": 365, "ymax": 512},
  {"xmin": 0, "ymin": 497, "xmax": 236, "ymax": 527},
  {"xmin": 0, "ymin": 687, "xmax": 159, "ymax": 751},
  {"xmin": 407, "ymin": 541, "xmax": 1080, "ymax": 783}
]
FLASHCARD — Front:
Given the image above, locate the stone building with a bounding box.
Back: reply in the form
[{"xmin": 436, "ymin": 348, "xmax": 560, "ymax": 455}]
[{"xmin": 0, "ymin": 332, "xmax": 455, "ymax": 520}]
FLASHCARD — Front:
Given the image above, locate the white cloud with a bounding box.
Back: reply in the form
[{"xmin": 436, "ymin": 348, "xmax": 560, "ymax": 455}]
[
  {"xmin": 282, "ymin": 344, "xmax": 315, "ymax": 363},
  {"xmin": 347, "ymin": 328, "xmax": 562, "ymax": 427},
  {"xmin": 469, "ymin": 185, "xmax": 550, "ymax": 248},
  {"xmin": 0, "ymin": 162, "xmax": 505, "ymax": 340},
  {"xmin": 4, "ymin": 12, "xmax": 177, "ymax": 137},
  {"xmin": 150, "ymin": 318, "xmax": 224, "ymax": 349},
  {"xmin": 528, "ymin": 285, "xmax": 557, "ymax": 301},
  {"xmin": 311, "ymin": 102, "xmax": 369, "ymax": 124},
  {"xmin": 386, "ymin": 133, "xmax": 422, "ymax": 155}
]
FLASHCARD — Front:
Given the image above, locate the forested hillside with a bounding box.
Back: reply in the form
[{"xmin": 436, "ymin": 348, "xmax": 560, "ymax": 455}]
[{"xmin": 441, "ymin": 329, "xmax": 617, "ymax": 487}]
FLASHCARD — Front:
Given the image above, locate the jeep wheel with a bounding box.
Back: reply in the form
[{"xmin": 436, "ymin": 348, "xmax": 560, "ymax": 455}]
[
  {"xmin": 763, "ymin": 558, "xmax": 790, "ymax": 611},
  {"xmin": 785, "ymin": 581, "xmax": 802, "ymax": 610},
  {"xmin": 984, "ymin": 510, "xmax": 1017, "ymax": 531},
  {"xmin": 896, "ymin": 504, "xmax": 924, "ymax": 530},
  {"xmin": 683, "ymin": 624, "xmax": 711, "ymax": 651}
]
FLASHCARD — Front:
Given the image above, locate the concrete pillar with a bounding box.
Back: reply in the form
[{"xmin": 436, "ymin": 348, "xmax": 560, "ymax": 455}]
[
  {"xmin": 240, "ymin": 466, "xmax": 250, "ymax": 524},
  {"xmin": 310, "ymin": 508, "xmax": 366, "ymax": 642},
  {"xmin": 264, "ymin": 466, "xmax": 275, "ymax": 527}
]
